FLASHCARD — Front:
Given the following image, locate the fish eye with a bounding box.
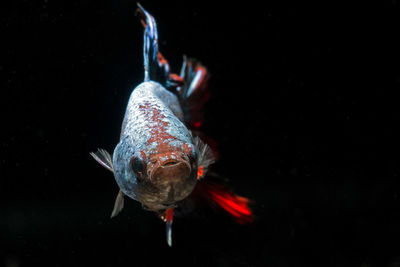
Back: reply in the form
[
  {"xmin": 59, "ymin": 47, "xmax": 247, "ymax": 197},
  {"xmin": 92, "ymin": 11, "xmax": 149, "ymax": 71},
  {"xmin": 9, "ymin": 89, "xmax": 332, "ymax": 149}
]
[{"xmin": 130, "ymin": 156, "xmax": 145, "ymax": 177}]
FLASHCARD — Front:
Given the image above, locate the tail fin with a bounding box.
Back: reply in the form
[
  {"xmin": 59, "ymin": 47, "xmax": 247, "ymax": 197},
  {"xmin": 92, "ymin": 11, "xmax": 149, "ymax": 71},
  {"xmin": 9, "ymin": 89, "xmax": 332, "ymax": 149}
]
[
  {"xmin": 178, "ymin": 56, "xmax": 210, "ymax": 130},
  {"xmin": 194, "ymin": 180, "xmax": 254, "ymax": 224}
]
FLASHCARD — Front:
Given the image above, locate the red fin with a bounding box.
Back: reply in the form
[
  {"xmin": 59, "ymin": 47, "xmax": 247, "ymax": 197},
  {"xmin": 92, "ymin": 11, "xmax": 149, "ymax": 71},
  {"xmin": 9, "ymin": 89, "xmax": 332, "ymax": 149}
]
[
  {"xmin": 165, "ymin": 208, "xmax": 173, "ymax": 223},
  {"xmin": 179, "ymin": 57, "xmax": 210, "ymax": 131},
  {"xmin": 201, "ymin": 182, "xmax": 254, "ymax": 224},
  {"xmin": 197, "ymin": 166, "xmax": 204, "ymax": 180},
  {"xmin": 165, "ymin": 208, "xmax": 173, "ymax": 247}
]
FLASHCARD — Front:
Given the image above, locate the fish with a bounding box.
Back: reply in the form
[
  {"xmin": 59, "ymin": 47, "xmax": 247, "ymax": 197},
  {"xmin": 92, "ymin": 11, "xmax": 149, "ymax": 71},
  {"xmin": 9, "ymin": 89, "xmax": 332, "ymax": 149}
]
[{"xmin": 90, "ymin": 4, "xmax": 253, "ymax": 247}]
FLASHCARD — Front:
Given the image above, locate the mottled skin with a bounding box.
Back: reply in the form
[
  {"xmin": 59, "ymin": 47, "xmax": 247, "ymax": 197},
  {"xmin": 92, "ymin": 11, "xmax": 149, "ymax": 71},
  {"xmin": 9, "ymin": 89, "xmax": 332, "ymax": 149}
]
[{"xmin": 113, "ymin": 81, "xmax": 198, "ymax": 212}]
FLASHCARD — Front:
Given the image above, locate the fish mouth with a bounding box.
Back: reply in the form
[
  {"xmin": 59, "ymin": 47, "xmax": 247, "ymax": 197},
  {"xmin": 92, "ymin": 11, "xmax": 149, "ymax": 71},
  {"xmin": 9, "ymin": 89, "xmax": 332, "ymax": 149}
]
[
  {"xmin": 147, "ymin": 153, "xmax": 190, "ymax": 181},
  {"xmin": 161, "ymin": 159, "xmax": 182, "ymax": 167},
  {"xmin": 150, "ymin": 158, "xmax": 192, "ymax": 183},
  {"xmin": 145, "ymin": 153, "xmax": 195, "ymax": 204}
]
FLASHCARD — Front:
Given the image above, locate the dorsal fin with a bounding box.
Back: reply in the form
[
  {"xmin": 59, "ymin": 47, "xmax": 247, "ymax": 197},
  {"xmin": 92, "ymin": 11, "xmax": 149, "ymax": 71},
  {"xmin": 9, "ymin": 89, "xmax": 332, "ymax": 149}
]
[
  {"xmin": 136, "ymin": 4, "xmax": 192, "ymax": 95},
  {"xmin": 136, "ymin": 4, "xmax": 170, "ymax": 85}
]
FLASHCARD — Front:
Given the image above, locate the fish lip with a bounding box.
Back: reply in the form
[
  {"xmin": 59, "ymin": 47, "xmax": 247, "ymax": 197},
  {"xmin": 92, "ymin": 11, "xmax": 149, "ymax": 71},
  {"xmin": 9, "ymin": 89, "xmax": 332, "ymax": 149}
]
[
  {"xmin": 161, "ymin": 159, "xmax": 180, "ymax": 167},
  {"xmin": 148, "ymin": 153, "xmax": 191, "ymax": 181},
  {"xmin": 149, "ymin": 157, "xmax": 191, "ymax": 183},
  {"xmin": 139, "ymin": 153, "xmax": 196, "ymax": 211}
]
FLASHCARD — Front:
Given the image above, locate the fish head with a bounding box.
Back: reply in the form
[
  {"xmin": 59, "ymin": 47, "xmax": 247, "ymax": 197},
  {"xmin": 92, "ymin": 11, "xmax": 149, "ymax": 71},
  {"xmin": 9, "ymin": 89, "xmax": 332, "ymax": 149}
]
[{"xmin": 113, "ymin": 137, "xmax": 198, "ymax": 212}]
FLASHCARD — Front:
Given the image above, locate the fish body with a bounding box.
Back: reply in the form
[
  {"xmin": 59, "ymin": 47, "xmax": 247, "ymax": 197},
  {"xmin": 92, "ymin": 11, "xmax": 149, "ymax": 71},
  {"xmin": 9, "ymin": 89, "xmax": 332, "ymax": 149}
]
[
  {"xmin": 91, "ymin": 4, "xmax": 253, "ymax": 246},
  {"xmin": 113, "ymin": 81, "xmax": 198, "ymax": 211}
]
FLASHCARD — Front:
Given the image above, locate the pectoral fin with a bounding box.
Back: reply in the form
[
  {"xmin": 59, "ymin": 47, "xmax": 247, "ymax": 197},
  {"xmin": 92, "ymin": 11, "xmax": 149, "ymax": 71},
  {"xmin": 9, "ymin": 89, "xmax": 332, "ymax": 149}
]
[
  {"xmin": 90, "ymin": 148, "xmax": 114, "ymax": 172},
  {"xmin": 193, "ymin": 136, "xmax": 215, "ymax": 179},
  {"xmin": 110, "ymin": 190, "xmax": 124, "ymax": 218}
]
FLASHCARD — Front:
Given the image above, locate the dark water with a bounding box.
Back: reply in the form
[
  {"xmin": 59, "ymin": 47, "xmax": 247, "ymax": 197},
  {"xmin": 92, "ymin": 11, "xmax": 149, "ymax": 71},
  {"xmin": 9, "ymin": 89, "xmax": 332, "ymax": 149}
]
[{"xmin": 2, "ymin": 1, "xmax": 400, "ymax": 266}]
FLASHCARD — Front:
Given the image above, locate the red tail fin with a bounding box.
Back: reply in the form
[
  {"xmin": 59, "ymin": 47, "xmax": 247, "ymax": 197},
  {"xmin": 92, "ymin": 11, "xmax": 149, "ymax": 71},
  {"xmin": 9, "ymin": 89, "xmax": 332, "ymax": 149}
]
[{"xmin": 201, "ymin": 182, "xmax": 254, "ymax": 224}]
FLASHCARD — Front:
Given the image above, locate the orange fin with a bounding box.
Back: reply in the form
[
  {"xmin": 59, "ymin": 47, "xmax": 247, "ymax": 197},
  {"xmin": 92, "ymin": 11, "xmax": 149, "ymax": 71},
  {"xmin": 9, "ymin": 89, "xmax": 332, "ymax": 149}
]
[{"xmin": 202, "ymin": 182, "xmax": 254, "ymax": 224}]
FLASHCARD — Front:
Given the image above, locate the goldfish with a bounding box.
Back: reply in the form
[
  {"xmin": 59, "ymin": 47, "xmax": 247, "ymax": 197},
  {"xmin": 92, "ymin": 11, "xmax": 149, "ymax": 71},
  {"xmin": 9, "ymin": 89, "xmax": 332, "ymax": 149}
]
[{"xmin": 90, "ymin": 4, "xmax": 253, "ymax": 246}]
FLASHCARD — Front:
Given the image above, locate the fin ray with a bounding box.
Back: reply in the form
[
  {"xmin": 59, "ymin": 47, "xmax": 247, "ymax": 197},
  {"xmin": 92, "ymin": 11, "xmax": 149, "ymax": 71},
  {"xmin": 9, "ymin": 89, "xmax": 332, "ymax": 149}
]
[
  {"xmin": 90, "ymin": 148, "xmax": 114, "ymax": 172},
  {"xmin": 194, "ymin": 136, "xmax": 215, "ymax": 179}
]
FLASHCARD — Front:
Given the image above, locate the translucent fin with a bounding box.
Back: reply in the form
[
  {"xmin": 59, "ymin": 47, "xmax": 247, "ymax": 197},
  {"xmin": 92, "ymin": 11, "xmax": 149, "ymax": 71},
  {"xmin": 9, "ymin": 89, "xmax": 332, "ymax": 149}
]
[
  {"xmin": 90, "ymin": 148, "xmax": 113, "ymax": 172},
  {"xmin": 178, "ymin": 56, "xmax": 210, "ymax": 130},
  {"xmin": 110, "ymin": 190, "xmax": 124, "ymax": 218},
  {"xmin": 179, "ymin": 56, "xmax": 209, "ymax": 99},
  {"xmin": 193, "ymin": 136, "xmax": 215, "ymax": 179},
  {"xmin": 165, "ymin": 208, "xmax": 173, "ymax": 247}
]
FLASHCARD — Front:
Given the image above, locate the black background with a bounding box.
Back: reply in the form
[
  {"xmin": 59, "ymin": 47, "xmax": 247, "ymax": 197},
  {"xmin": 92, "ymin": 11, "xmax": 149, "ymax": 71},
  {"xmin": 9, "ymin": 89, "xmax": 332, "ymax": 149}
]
[{"xmin": 2, "ymin": 1, "xmax": 400, "ymax": 266}]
